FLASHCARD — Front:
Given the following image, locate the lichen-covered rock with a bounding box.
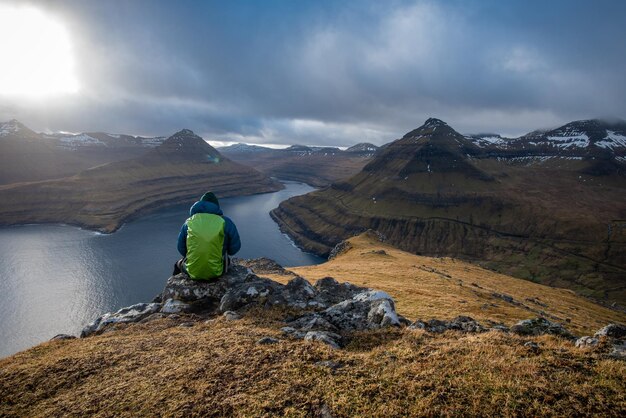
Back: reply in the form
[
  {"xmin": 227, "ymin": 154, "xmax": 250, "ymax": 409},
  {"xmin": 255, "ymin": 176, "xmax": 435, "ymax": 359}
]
[
  {"xmin": 575, "ymin": 336, "xmax": 599, "ymax": 348},
  {"xmin": 81, "ymin": 303, "xmax": 160, "ymax": 337},
  {"xmin": 161, "ymin": 299, "xmax": 192, "ymax": 314},
  {"xmin": 280, "ymin": 276, "xmax": 320, "ymax": 309},
  {"xmin": 239, "ymin": 257, "xmax": 293, "ymax": 276},
  {"xmin": 289, "ymin": 289, "xmax": 401, "ymax": 333},
  {"xmin": 409, "ymin": 316, "xmax": 487, "ymax": 333},
  {"xmin": 160, "ymin": 265, "xmax": 252, "ymax": 313},
  {"xmin": 510, "ymin": 317, "xmax": 574, "ymax": 339},
  {"xmin": 304, "ymin": 331, "xmax": 342, "ymax": 349},
  {"xmin": 219, "ymin": 276, "xmax": 283, "ymax": 312},
  {"xmin": 594, "ymin": 323, "xmax": 626, "ymax": 339},
  {"xmin": 328, "ymin": 240, "xmax": 353, "ymax": 260},
  {"xmin": 608, "ymin": 341, "xmax": 626, "ymax": 359},
  {"xmin": 223, "ymin": 311, "xmax": 242, "ymax": 321},
  {"xmin": 80, "ymin": 259, "xmax": 404, "ymax": 350},
  {"xmin": 313, "ymin": 277, "xmax": 367, "ymax": 306}
]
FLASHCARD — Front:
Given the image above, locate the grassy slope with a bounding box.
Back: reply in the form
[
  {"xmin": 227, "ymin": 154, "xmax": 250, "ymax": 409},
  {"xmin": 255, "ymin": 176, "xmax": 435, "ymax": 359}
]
[
  {"xmin": 0, "ymin": 158, "xmax": 282, "ymax": 233},
  {"xmin": 1, "ymin": 233, "xmax": 625, "ymax": 417},
  {"xmin": 271, "ymin": 161, "xmax": 626, "ymax": 302}
]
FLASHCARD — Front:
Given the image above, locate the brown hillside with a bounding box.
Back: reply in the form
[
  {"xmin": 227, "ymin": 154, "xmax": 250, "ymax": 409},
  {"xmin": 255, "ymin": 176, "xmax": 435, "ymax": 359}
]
[
  {"xmin": 0, "ymin": 130, "xmax": 282, "ymax": 232},
  {"xmin": 1, "ymin": 233, "xmax": 625, "ymax": 417}
]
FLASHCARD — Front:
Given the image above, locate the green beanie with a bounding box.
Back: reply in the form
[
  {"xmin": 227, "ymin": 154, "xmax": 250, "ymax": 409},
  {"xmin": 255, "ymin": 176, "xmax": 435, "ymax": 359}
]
[{"xmin": 200, "ymin": 192, "xmax": 219, "ymax": 206}]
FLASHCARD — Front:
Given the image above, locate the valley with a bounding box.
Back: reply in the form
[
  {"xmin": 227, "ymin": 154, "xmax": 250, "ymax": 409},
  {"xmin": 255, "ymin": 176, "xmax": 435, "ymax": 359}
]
[{"xmin": 219, "ymin": 143, "xmax": 377, "ymax": 187}]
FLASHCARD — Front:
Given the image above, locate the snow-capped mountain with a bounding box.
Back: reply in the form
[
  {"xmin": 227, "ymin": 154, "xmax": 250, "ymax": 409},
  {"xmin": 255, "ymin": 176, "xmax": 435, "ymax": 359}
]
[
  {"xmin": 218, "ymin": 143, "xmax": 273, "ymax": 153},
  {"xmin": 0, "ymin": 119, "xmax": 39, "ymax": 139},
  {"xmin": 467, "ymin": 119, "xmax": 626, "ymax": 153}
]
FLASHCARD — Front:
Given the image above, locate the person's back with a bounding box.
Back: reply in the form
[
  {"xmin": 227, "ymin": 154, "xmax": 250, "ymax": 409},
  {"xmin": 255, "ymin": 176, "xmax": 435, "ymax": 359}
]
[{"xmin": 175, "ymin": 192, "xmax": 241, "ymax": 280}]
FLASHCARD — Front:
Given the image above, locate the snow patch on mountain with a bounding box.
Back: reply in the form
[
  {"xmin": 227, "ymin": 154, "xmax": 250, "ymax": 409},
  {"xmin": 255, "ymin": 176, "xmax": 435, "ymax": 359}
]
[
  {"xmin": 0, "ymin": 120, "xmax": 24, "ymax": 137},
  {"xmin": 546, "ymin": 133, "xmax": 590, "ymax": 148},
  {"xmin": 469, "ymin": 135, "xmax": 509, "ymax": 148},
  {"xmin": 57, "ymin": 133, "xmax": 106, "ymax": 149},
  {"xmin": 595, "ymin": 131, "xmax": 626, "ymax": 150}
]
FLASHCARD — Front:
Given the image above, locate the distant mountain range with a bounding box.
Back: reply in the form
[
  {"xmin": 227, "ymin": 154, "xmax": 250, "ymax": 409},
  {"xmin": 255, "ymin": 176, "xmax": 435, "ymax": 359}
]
[
  {"xmin": 219, "ymin": 142, "xmax": 379, "ymax": 187},
  {"xmin": 272, "ymin": 118, "xmax": 626, "ymax": 303},
  {"xmin": 0, "ymin": 119, "xmax": 166, "ymax": 185},
  {"xmin": 0, "ymin": 129, "xmax": 281, "ymax": 232}
]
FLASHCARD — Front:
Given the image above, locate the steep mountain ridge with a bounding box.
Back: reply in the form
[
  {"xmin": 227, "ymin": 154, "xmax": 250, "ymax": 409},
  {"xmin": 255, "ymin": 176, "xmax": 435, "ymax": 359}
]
[
  {"xmin": 272, "ymin": 118, "xmax": 626, "ymax": 303},
  {"xmin": 0, "ymin": 129, "xmax": 282, "ymax": 232},
  {"xmin": 468, "ymin": 119, "xmax": 626, "ymax": 152}
]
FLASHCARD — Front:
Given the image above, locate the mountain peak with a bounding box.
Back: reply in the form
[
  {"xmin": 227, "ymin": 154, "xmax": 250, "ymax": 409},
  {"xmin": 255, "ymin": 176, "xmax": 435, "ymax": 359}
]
[
  {"xmin": 151, "ymin": 129, "xmax": 222, "ymax": 162},
  {"xmin": 401, "ymin": 118, "xmax": 459, "ymax": 140},
  {"xmin": 423, "ymin": 118, "xmax": 449, "ymax": 129},
  {"xmin": 170, "ymin": 128, "xmax": 198, "ymax": 139},
  {"xmin": 0, "ymin": 119, "xmax": 37, "ymax": 138}
]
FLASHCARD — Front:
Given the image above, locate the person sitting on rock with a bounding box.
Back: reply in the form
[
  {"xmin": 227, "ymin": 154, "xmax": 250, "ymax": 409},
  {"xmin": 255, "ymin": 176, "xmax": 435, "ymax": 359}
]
[{"xmin": 174, "ymin": 192, "xmax": 241, "ymax": 280}]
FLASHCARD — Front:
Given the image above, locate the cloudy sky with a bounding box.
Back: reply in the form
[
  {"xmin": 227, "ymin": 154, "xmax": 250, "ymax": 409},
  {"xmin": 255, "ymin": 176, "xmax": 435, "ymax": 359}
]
[{"xmin": 0, "ymin": 0, "xmax": 625, "ymax": 146}]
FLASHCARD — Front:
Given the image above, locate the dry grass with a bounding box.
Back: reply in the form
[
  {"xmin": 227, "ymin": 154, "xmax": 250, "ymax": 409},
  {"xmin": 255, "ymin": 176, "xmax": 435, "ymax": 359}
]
[
  {"xmin": 1, "ymin": 312, "xmax": 625, "ymax": 417},
  {"xmin": 282, "ymin": 233, "xmax": 626, "ymax": 336},
  {"xmin": 1, "ymin": 233, "xmax": 625, "ymax": 417}
]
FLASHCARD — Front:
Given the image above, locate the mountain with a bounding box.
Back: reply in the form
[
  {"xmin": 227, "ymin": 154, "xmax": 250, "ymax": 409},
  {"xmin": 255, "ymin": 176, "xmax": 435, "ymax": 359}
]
[
  {"xmin": 0, "ymin": 129, "xmax": 282, "ymax": 232},
  {"xmin": 1, "ymin": 233, "xmax": 624, "ymax": 416},
  {"xmin": 46, "ymin": 131, "xmax": 166, "ymax": 151},
  {"xmin": 0, "ymin": 120, "xmax": 167, "ymax": 185},
  {"xmin": 345, "ymin": 142, "xmax": 379, "ymax": 156},
  {"xmin": 271, "ymin": 118, "xmax": 626, "ymax": 303},
  {"xmin": 0, "ymin": 119, "xmax": 39, "ymax": 139},
  {"xmin": 221, "ymin": 142, "xmax": 374, "ymax": 187},
  {"xmin": 217, "ymin": 143, "xmax": 273, "ymax": 153}
]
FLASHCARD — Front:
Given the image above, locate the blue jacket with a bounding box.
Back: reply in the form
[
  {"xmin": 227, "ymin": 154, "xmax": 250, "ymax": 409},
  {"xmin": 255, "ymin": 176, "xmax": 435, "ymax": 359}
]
[{"xmin": 177, "ymin": 201, "xmax": 241, "ymax": 257}]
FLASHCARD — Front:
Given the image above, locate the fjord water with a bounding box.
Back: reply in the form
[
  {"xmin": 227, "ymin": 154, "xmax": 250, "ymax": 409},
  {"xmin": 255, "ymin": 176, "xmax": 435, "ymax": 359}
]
[{"xmin": 0, "ymin": 182, "xmax": 323, "ymax": 357}]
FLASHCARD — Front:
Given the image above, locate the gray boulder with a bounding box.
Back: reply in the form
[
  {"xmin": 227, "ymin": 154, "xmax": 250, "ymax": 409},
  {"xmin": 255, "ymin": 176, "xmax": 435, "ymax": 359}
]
[
  {"xmin": 81, "ymin": 303, "xmax": 160, "ymax": 337},
  {"xmin": 280, "ymin": 276, "xmax": 321, "ymax": 309},
  {"xmin": 594, "ymin": 324, "xmax": 626, "ymax": 339},
  {"xmin": 219, "ymin": 276, "xmax": 283, "ymax": 312},
  {"xmin": 409, "ymin": 316, "xmax": 487, "ymax": 333},
  {"xmin": 510, "ymin": 317, "xmax": 574, "ymax": 339},
  {"xmin": 304, "ymin": 331, "xmax": 342, "ymax": 349},
  {"xmin": 289, "ymin": 289, "xmax": 401, "ymax": 333},
  {"xmin": 80, "ymin": 259, "xmax": 405, "ymax": 350},
  {"xmin": 160, "ymin": 265, "xmax": 252, "ymax": 313},
  {"xmin": 609, "ymin": 341, "xmax": 626, "ymax": 359},
  {"xmin": 313, "ymin": 277, "xmax": 369, "ymax": 306},
  {"xmin": 223, "ymin": 311, "xmax": 242, "ymax": 321},
  {"xmin": 575, "ymin": 336, "xmax": 599, "ymax": 348},
  {"xmin": 161, "ymin": 299, "xmax": 192, "ymax": 314}
]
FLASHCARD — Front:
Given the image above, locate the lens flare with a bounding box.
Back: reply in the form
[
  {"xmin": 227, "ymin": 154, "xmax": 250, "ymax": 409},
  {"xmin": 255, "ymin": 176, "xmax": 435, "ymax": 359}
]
[{"xmin": 0, "ymin": 5, "xmax": 79, "ymax": 98}]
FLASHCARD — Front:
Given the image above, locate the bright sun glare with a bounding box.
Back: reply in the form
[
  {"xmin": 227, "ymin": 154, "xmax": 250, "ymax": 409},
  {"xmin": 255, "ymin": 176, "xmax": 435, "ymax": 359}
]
[{"xmin": 0, "ymin": 5, "xmax": 79, "ymax": 98}]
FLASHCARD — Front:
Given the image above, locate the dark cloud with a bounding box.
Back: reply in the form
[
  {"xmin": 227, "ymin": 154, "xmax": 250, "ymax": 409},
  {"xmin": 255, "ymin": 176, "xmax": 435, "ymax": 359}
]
[{"xmin": 1, "ymin": 0, "xmax": 625, "ymax": 145}]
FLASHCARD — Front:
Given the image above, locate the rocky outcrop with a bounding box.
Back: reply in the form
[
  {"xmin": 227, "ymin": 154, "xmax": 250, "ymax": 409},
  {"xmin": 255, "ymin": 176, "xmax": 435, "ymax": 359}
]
[
  {"xmin": 79, "ymin": 259, "xmax": 624, "ymax": 354},
  {"xmin": 80, "ymin": 262, "xmax": 405, "ymax": 348},
  {"xmin": 510, "ymin": 317, "xmax": 574, "ymax": 339},
  {"xmin": 80, "ymin": 303, "xmax": 160, "ymax": 337},
  {"xmin": 409, "ymin": 316, "xmax": 488, "ymax": 333},
  {"xmin": 575, "ymin": 323, "xmax": 626, "ymax": 359}
]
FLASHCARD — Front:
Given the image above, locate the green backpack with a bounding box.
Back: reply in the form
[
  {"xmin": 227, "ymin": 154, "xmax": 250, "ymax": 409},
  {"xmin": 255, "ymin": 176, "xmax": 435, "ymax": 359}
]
[{"xmin": 185, "ymin": 213, "xmax": 225, "ymax": 280}]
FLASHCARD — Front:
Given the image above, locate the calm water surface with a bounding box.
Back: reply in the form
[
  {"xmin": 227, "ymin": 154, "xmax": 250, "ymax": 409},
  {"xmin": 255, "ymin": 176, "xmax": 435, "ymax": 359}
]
[{"xmin": 0, "ymin": 182, "xmax": 323, "ymax": 357}]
